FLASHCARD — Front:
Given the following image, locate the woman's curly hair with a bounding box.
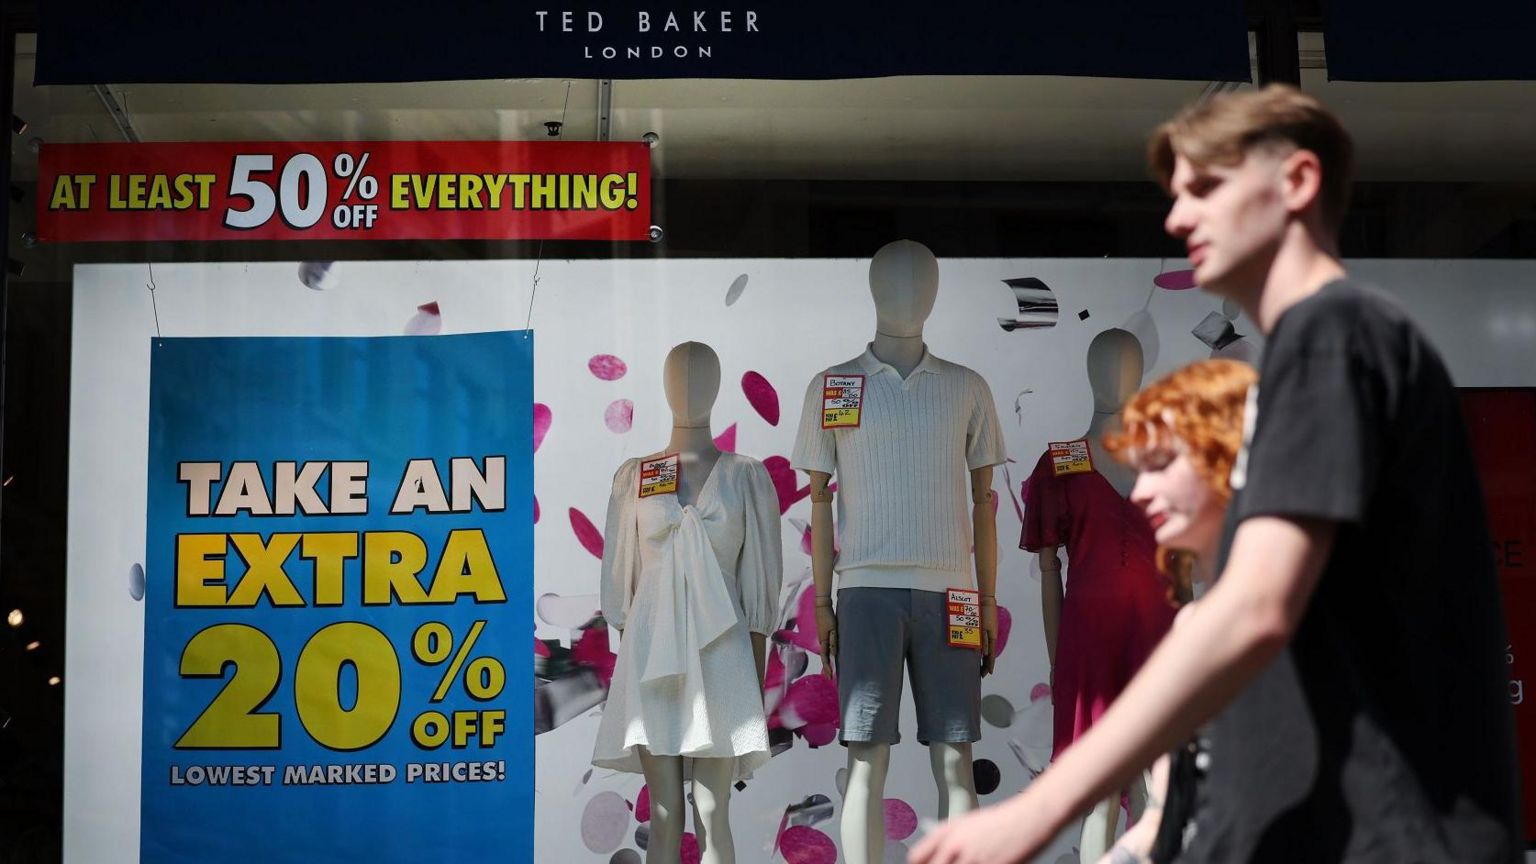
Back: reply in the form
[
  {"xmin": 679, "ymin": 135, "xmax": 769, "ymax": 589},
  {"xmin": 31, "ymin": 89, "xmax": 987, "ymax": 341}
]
[{"xmin": 1102, "ymin": 358, "xmax": 1258, "ymax": 603}]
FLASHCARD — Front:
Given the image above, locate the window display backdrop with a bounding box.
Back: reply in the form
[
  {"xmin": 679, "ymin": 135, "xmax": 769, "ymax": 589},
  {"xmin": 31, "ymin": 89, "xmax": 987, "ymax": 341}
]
[{"xmin": 67, "ymin": 257, "xmax": 1536, "ymax": 864}]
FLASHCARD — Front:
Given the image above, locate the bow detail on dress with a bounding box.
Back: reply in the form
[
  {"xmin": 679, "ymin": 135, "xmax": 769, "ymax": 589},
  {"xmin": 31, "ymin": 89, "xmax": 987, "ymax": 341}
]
[{"xmin": 637, "ymin": 506, "xmax": 739, "ymax": 683}]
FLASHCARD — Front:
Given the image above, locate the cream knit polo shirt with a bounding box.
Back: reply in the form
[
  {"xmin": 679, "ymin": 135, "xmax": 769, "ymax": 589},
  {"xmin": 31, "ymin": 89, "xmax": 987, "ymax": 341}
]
[{"xmin": 791, "ymin": 345, "xmax": 1006, "ymax": 593}]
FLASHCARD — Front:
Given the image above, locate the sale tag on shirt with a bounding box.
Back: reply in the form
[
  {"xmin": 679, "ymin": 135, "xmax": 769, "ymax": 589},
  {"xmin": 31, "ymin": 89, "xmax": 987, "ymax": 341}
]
[
  {"xmin": 946, "ymin": 588, "xmax": 983, "ymax": 650},
  {"xmin": 638, "ymin": 453, "xmax": 681, "ymax": 498},
  {"xmin": 1049, "ymin": 440, "xmax": 1094, "ymax": 477},
  {"xmin": 821, "ymin": 374, "xmax": 866, "ymax": 429}
]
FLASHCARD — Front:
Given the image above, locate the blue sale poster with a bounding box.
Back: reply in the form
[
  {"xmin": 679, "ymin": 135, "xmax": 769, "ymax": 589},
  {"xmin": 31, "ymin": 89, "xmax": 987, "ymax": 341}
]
[{"xmin": 141, "ymin": 332, "xmax": 532, "ymax": 863}]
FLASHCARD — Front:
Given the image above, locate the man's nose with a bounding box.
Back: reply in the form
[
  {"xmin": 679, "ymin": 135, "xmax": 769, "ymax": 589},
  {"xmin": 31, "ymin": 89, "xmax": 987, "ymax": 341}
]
[{"xmin": 1164, "ymin": 197, "xmax": 1194, "ymax": 239}]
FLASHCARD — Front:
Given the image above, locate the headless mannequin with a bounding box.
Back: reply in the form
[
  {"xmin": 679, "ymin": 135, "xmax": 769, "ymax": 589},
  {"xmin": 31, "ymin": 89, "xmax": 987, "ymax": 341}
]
[
  {"xmin": 1038, "ymin": 328, "xmax": 1149, "ymax": 862},
  {"xmin": 626, "ymin": 341, "xmax": 768, "ymax": 864},
  {"xmin": 806, "ymin": 241, "xmax": 1000, "ymax": 864}
]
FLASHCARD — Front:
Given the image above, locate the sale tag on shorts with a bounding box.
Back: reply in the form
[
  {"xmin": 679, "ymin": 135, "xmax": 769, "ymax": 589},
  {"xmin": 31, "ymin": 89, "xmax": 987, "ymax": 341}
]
[
  {"xmin": 638, "ymin": 453, "xmax": 681, "ymax": 498},
  {"xmin": 821, "ymin": 374, "xmax": 866, "ymax": 429},
  {"xmin": 946, "ymin": 588, "xmax": 983, "ymax": 650},
  {"xmin": 1049, "ymin": 440, "xmax": 1094, "ymax": 477}
]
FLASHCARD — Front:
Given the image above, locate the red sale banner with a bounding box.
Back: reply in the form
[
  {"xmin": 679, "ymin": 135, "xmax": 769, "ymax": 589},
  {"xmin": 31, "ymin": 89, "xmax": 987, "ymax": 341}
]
[
  {"xmin": 1461, "ymin": 389, "xmax": 1536, "ymax": 842},
  {"xmin": 36, "ymin": 141, "xmax": 651, "ymax": 242}
]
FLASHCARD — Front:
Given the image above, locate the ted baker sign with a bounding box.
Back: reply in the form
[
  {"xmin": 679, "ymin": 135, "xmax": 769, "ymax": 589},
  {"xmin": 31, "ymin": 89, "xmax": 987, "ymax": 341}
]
[{"xmin": 534, "ymin": 9, "xmax": 761, "ymax": 61}]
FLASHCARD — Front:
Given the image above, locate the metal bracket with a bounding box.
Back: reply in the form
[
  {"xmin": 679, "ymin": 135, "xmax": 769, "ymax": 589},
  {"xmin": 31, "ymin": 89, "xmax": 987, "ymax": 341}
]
[
  {"xmin": 92, "ymin": 84, "xmax": 140, "ymax": 143},
  {"xmin": 597, "ymin": 79, "xmax": 613, "ymax": 142}
]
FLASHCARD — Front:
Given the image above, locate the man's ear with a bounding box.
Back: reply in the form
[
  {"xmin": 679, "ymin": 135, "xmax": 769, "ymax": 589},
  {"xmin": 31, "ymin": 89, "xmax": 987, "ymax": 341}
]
[{"xmin": 1281, "ymin": 148, "xmax": 1325, "ymax": 222}]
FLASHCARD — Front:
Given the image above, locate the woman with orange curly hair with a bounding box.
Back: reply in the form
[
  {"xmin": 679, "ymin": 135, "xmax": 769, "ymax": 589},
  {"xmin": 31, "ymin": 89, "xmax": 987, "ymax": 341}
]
[
  {"xmin": 1107, "ymin": 358, "xmax": 1257, "ymax": 602},
  {"xmin": 1095, "ymin": 358, "xmax": 1257, "ymax": 864}
]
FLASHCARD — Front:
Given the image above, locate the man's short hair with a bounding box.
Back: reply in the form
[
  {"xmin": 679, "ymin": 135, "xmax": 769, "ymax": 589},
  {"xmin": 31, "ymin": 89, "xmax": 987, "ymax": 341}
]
[{"xmin": 1148, "ymin": 84, "xmax": 1355, "ymax": 234}]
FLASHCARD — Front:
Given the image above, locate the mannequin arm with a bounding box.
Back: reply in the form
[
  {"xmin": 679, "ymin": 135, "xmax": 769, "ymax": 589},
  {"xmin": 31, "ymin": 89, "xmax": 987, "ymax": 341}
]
[
  {"xmin": 807, "ymin": 470, "xmax": 837, "ymax": 676},
  {"xmin": 971, "ymin": 467, "xmax": 999, "ymax": 675},
  {"xmin": 1039, "ymin": 545, "xmax": 1063, "ymax": 686}
]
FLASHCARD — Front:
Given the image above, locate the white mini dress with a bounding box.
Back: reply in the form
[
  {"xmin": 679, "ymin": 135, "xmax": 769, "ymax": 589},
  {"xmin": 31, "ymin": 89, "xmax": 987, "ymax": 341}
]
[{"xmin": 591, "ymin": 452, "xmax": 783, "ymax": 779}]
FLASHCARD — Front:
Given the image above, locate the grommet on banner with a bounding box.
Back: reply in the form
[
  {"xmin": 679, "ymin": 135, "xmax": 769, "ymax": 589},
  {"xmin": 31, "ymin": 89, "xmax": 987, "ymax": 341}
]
[
  {"xmin": 648, "ymin": 225, "xmax": 664, "ymax": 243},
  {"xmin": 642, "ymin": 131, "xmax": 660, "ymax": 148}
]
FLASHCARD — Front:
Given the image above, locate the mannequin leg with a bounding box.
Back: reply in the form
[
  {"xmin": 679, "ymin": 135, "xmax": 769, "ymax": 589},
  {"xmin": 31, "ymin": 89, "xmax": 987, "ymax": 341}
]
[
  {"xmin": 691, "ymin": 758, "xmax": 736, "ymax": 864},
  {"xmin": 928, "ymin": 742, "xmax": 979, "ymax": 820},
  {"xmin": 637, "ymin": 748, "xmax": 685, "ymax": 864},
  {"xmin": 1126, "ymin": 770, "xmax": 1149, "ymax": 826},
  {"xmin": 1079, "ymin": 796, "xmax": 1118, "ymax": 863},
  {"xmin": 842, "ymin": 742, "xmax": 892, "ymax": 864}
]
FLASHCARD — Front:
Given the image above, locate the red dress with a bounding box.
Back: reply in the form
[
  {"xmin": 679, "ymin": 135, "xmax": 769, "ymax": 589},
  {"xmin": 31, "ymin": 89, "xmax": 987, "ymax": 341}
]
[{"xmin": 1021, "ymin": 447, "xmax": 1175, "ymax": 757}]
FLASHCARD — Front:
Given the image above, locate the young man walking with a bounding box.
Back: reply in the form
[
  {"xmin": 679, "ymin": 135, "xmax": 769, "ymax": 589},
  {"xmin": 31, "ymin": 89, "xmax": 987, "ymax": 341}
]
[{"xmin": 911, "ymin": 85, "xmax": 1521, "ymax": 864}]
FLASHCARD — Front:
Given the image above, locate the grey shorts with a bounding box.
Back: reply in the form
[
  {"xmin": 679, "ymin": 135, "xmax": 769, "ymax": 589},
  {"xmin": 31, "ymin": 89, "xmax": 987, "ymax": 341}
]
[{"xmin": 836, "ymin": 587, "xmax": 982, "ymax": 745}]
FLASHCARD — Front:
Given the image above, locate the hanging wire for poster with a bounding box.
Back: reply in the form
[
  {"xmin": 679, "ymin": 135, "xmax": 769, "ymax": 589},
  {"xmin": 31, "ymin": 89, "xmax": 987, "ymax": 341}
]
[
  {"xmin": 146, "ymin": 261, "xmax": 162, "ymax": 339},
  {"xmin": 523, "ymin": 80, "xmax": 575, "ymax": 337}
]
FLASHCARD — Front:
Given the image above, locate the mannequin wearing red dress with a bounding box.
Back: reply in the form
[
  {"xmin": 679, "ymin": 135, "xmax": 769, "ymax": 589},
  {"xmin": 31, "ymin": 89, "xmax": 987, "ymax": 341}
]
[{"xmin": 1023, "ymin": 328, "xmax": 1175, "ymax": 861}]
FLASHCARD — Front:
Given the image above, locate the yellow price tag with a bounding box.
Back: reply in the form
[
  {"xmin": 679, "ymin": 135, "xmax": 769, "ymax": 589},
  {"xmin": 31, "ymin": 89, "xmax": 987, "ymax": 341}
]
[{"xmin": 821, "ymin": 374, "xmax": 866, "ymax": 429}]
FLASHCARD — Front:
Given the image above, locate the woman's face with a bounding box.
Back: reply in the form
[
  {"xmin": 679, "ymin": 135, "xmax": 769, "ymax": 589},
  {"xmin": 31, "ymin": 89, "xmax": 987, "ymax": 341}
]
[{"xmin": 1129, "ymin": 440, "xmax": 1226, "ymax": 557}]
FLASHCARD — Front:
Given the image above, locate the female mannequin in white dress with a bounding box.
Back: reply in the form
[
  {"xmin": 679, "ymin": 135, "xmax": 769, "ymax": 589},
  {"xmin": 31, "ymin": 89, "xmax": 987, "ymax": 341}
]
[{"xmin": 593, "ymin": 341, "xmax": 782, "ymax": 864}]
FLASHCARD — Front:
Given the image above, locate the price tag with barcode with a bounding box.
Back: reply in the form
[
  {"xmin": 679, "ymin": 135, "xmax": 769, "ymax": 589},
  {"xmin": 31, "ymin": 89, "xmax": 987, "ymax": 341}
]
[
  {"xmin": 821, "ymin": 374, "xmax": 866, "ymax": 429},
  {"xmin": 1049, "ymin": 440, "xmax": 1094, "ymax": 477},
  {"xmin": 638, "ymin": 453, "xmax": 681, "ymax": 498},
  {"xmin": 946, "ymin": 588, "xmax": 982, "ymax": 650}
]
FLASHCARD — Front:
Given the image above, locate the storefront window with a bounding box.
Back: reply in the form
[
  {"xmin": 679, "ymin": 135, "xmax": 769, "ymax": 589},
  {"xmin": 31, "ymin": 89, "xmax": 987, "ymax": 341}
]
[{"xmin": 3, "ymin": 11, "xmax": 1534, "ymax": 863}]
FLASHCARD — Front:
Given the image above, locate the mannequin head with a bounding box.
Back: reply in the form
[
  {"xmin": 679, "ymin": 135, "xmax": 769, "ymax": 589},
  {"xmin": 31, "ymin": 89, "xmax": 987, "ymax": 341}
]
[
  {"xmin": 663, "ymin": 341, "xmax": 721, "ymax": 427},
  {"xmin": 868, "ymin": 240, "xmax": 939, "ymax": 338},
  {"xmin": 1086, "ymin": 328, "xmax": 1145, "ymax": 413}
]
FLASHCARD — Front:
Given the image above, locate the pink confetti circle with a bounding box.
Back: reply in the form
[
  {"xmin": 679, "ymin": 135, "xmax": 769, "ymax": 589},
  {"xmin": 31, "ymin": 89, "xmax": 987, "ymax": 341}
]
[
  {"xmin": 604, "ymin": 399, "xmax": 634, "ymax": 433},
  {"xmin": 742, "ymin": 371, "xmax": 781, "ymax": 426},
  {"xmin": 1030, "ymin": 683, "xmax": 1051, "ymax": 703},
  {"xmin": 780, "ymin": 826, "xmax": 837, "ymax": 864},
  {"xmin": 801, "ymin": 721, "xmax": 838, "ymax": 747},
  {"xmin": 533, "ymin": 494, "xmax": 540, "ymax": 524},
  {"xmin": 569, "ymin": 508, "xmax": 604, "ymax": 559},
  {"xmin": 403, "ymin": 302, "xmax": 443, "ymax": 336},
  {"xmin": 775, "ymin": 586, "xmax": 820, "ymax": 653},
  {"xmin": 580, "ymin": 791, "xmax": 630, "ymax": 853},
  {"xmin": 764, "ymin": 456, "xmax": 808, "ymax": 514},
  {"xmin": 883, "ymin": 799, "xmax": 918, "ymax": 840},
  {"xmin": 763, "ymin": 649, "xmax": 787, "ymax": 693},
  {"xmin": 784, "ymin": 675, "xmax": 839, "ymax": 726},
  {"xmin": 713, "ymin": 423, "xmax": 737, "ymax": 453},
  {"xmin": 1153, "ymin": 269, "xmax": 1198, "ymax": 290},
  {"xmin": 589, "ymin": 354, "xmax": 629, "ymax": 381},
  {"xmin": 995, "ymin": 606, "xmax": 1013, "ymax": 657},
  {"xmin": 680, "ymin": 832, "xmax": 701, "ymax": 864},
  {"xmin": 533, "ymin": 403, "xmax": 552, "ymax": 452},
  {"xmin": 634, "ymin": 785, "xmax": 651, "ymax": 823}
]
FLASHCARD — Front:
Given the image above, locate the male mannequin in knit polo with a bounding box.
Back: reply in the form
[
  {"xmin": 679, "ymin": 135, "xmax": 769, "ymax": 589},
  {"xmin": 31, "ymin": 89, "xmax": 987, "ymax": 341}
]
[{"xmin": 791, "ymin": 240, "xmax": 1006, "ymax": 863}]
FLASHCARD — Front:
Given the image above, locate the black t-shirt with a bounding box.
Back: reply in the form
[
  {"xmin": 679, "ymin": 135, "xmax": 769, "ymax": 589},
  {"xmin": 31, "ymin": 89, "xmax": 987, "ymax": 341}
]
[{"xmin": 1181, "ymin": 280, "xmax": 1522, "ymax": 863}]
